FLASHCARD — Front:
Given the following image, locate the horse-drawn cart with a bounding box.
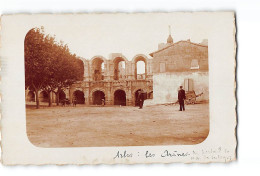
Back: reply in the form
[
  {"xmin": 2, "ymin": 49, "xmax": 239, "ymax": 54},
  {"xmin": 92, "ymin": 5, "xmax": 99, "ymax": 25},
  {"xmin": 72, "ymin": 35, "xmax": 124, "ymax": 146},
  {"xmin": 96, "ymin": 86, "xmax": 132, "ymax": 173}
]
[{"xmin": 185, "ymin": 90, "xmax": 203, "ymax": 105}]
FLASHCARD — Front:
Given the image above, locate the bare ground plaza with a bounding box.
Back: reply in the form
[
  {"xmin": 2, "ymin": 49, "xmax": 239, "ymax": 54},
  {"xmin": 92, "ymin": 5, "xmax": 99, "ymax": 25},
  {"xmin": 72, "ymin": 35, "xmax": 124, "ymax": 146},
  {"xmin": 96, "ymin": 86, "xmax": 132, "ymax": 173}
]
[{"xmin": 26, "ymin": 103, "xmax": 209, "ymax": 147}]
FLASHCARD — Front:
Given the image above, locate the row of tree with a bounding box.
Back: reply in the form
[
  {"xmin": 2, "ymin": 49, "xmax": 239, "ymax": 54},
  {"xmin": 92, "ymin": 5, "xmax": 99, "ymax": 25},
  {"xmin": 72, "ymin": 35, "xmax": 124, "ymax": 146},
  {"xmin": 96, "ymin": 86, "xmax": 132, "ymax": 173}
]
[{"xmin": 25, "ymin": 27, "xmax": 84, "ymax": 108}]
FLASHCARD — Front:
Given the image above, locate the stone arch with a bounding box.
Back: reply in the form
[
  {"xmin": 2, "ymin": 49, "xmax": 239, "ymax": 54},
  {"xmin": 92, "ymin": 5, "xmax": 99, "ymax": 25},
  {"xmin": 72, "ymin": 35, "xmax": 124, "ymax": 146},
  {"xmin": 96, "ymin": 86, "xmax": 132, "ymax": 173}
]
[
  {"xmin": 27, "ymin": 91, "xmax": 35, "ymax": 102},
  {"xmin": 59, "ymin": 90, "xmax": 66, "ymax": 101},
  {"xmin": 90, "ymin": 55, "xmax": 107, "ymax": 81},
  {"xmin": 111, "ymin": 54, "xmax": 128, "ymax": 63},
  {"xmin": 90, "ymin": 88, "xmax": 106, "ymax": 97},
  {"xmin": 90, "ymin": 88, "xmax": 106, "ymax": 104},
  {"xmin": 78, "ymin": 57, "xmax": 87, "ymax": 63},
  {"xmin": 73, "ymin": 90, "xmax": 85, "ymax": 104},
  {"xmin": 90, "ymin": 55, "xmax": 107, "ymax": 63},
  {"xmin": 39, "ymin": 91, "xmax": 48, "ymax": 102},
  {"xmin": 92, "ymin": 90, "xmax": 106, "ymax": 105},
  {"xmin": 114, "ymin": 89, "xmax": 126, "ymax": 106},
  {"xmin": 112, "ymin": 56, "xmax": 128, "ymax": 80},
  {"xmin": 132, "ymin": 54, "xmax": 148, "ymax": 80},
  {"xmin": 132, "ymin": 54, "xmax": 148, "ymax": 63},
  {"xmin": 113, "ymin": 87, "xmax": 127, "ymax": 95}
]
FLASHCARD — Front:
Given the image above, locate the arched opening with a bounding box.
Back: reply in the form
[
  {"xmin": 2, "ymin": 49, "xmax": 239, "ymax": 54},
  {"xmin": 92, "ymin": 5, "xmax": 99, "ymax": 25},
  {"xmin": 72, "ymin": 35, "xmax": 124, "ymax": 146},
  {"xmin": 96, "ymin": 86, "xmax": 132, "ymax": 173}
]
[
  {"xmin": 134, "ymin": 89, "xmax": 142, "ymax": 106},
  {"xmin": 92, "ymin": 58, "xmax": 105, "ymax": 81},
  {"xmin": 114, "ymin": 57, "xmax": 126, "ymax": 80},
  {"xmin": 114, "ymin": 90, "xmax": 126, "ymax": 106},
  {"xmin": 93, "ymin": 90, "xmax": 105, "ymax": 105},
  {"xmin": 73, "ymin": 90, "xmax": 85, "ymax": 104},
  {"xmin": 59, "ymin": 90, "xmax": 66, "ymax": 100},
  {"xmin": 134, "ymin": 56, "xmax": 147, "ymax": 80},
  {"xmin": 59, "ymin": 90, "xmax": 66, "ymax": 103},
  {"xmin": 27, "ymin": 91, "xmax": 35, "ymax": 102},
  {"xmin": 39, "ymin": 91, "xmax": 48, "ymax": 102},
  {"xmin": 136, "ymin": 60, "xmax": 146, "ymax": 80}
]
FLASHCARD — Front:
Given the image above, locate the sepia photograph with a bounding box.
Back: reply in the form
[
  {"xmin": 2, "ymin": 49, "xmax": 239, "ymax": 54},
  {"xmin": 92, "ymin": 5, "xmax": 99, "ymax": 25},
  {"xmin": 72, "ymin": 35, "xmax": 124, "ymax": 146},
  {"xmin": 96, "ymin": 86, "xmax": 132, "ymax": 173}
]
[
  {"xmin": 1, "ymin": 12, "xmax": 236, "ymax": 164},
  {"xmin": 24, "ymin": 16, "xmax": 209, "ymax": 148}
]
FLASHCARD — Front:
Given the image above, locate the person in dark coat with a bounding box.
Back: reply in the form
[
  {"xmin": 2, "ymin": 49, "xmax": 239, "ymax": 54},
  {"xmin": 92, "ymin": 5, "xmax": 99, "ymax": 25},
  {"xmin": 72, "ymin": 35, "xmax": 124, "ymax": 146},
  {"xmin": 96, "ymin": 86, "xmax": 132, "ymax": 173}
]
[
  {"xmin": 178, "ymin": 86, "xmax": 186, "ymax": 111},
  {"xmin": 72, "ymin": 97, "xmax": 77, "ymax": 107},
  {"xmin": 138, "ymin": 90, "xmax": 145, "ymax": 109}
]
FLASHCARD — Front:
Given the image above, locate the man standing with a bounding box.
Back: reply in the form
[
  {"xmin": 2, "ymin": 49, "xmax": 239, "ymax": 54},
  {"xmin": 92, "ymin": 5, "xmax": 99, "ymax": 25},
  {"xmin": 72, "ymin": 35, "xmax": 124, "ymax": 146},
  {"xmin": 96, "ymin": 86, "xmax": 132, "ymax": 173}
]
[
  {"xmin": 138, "ymin": 90, "xmax": 145, "ymax": 109},
  {"xmin": 178, "ymin": 86, "xmax": 186, "ymax": 111},
  {"xmin": 72, "ymin": 97, "xmax": 77, "ymax": 107}
]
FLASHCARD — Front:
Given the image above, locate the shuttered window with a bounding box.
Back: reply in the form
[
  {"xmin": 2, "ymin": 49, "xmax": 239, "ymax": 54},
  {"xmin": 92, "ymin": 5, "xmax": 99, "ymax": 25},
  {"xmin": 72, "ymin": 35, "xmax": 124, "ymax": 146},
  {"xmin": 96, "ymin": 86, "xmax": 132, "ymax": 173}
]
[
  {"xmin": 184, "ymin": 79, "xmax": 194, "ymax": 91},
  {"xmin": 191, "ymin": 59, "xmax": 199, "ymax": 69}
]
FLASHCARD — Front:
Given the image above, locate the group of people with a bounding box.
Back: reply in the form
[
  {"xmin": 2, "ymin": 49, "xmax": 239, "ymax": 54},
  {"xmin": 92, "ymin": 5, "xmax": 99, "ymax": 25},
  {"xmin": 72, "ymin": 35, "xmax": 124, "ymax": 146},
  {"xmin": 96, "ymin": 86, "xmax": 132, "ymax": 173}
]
[
  {"xmin": 137, "ymin": 86, "xmax": 186, "ymax": 111},
  {"xmin": 61, "ymin": 97, "xmax": 77, "ymax": 107}
]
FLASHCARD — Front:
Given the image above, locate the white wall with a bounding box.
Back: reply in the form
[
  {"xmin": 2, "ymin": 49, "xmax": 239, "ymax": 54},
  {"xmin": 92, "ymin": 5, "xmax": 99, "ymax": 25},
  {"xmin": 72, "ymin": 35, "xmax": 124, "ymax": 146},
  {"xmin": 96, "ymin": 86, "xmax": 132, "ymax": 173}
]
[{"xmin": 153, "ymin": 72, "xmax": 209, "ymax": 104}]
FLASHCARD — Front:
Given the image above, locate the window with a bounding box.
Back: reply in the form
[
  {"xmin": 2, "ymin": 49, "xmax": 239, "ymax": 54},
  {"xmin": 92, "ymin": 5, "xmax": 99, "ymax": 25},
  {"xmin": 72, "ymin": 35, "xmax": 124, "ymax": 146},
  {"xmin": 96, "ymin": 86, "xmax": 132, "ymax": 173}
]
[
  {"xmin": 92, "ymin": 58, "xmax": 105, "ymax": 81},
  {"xmin": 191, "ymin": 59, "xmax": 199, "ymax": 69},
  {"xmin": 159, "ymin": 62, "xmax": 166, "ymax": 72},
  {"xmin": 114, "ymin": 58, "xmax": 126, "ymax": 80},
  {"xmin": 184, "ymin": 79, "xmax": 194, "ymax": 91},
  {"xmin": 136, "ymin": 60, "xmax": 146, "ymax": 80}
]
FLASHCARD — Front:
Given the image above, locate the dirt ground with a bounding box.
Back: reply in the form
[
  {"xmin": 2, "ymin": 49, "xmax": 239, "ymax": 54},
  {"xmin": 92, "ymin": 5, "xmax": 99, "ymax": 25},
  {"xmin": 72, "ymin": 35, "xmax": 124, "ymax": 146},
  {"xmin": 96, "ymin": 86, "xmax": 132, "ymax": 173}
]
[{"xmin": 26, "ymin": 103, "xmax": 209, "ymax": 147}]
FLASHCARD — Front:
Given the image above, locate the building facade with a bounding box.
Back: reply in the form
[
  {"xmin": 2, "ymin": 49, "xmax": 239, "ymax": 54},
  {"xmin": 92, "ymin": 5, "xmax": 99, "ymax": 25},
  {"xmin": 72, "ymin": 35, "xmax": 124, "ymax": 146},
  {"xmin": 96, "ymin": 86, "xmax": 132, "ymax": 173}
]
[
  {"xmin": 69, "ymin": 53, "xmax": 153, "ymax": 106},
  {"xmin": 148, "ymin": 34, "xmax": 209, "ymax": 105}
]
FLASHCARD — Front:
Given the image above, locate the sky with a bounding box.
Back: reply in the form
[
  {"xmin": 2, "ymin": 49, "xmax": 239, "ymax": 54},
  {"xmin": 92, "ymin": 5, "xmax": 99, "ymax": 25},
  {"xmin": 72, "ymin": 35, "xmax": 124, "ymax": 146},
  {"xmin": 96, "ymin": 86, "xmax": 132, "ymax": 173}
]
[{"xmin": 39, "ymin": 13, "xmax": 208, "ymax": 61}]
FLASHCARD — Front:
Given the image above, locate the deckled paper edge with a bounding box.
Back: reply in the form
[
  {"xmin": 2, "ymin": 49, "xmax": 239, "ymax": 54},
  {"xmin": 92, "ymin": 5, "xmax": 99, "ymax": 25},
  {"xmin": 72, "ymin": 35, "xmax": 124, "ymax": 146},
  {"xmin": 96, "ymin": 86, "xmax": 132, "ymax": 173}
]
[{"xmin": 0, "ymin": 12, "xmax": 237, "ymax": 165}]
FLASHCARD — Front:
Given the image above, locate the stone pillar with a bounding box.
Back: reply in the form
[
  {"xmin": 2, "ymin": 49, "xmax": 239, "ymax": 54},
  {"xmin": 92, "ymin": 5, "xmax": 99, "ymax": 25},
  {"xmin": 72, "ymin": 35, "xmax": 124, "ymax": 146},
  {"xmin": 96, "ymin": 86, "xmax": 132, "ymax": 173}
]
[
  {"xmin": 125, "ymin": 61, "xmax": 130, "ymax": 80},
  {"xmin": 25, "ymin": 89, "xmax": 29, "ymax": 102},
  {"xmin": 104, "ymin": 60, "xmax": 110, "ymax": 81},
  {"xmin": 84, "ymin": 88, "xmax": 90, "ymax": 105},
  {"xmin": 106, "ymin": 84, "xmax": 113, "ymax": 105},
  {"xmin": 69, "ymin": 88, "xmax": 74, "ymax": 102},
  {"xmin": 51, "ymin": 91, "xmax": 56, "ymax": 103},
  {"xmin": 126, "ymin": 86, "xmax": 132, "ymax": 106},
  {"xmin": 132, "ymin": 62, "xmax": 136, "ymax": 80},
  {"xmin": 109, "ymin": 62, "xmax": 114, "ymax": 80},
  {"xmin": 89, "ymin": 93, "xmax": 93, "ymax": 105},
  {"xmin": 84, "ymin": 60, "xmax": 91, "ymax": 81},
  {"xmin": 64, "ymin": 89, "xmax": 69, "ymax": 99}
]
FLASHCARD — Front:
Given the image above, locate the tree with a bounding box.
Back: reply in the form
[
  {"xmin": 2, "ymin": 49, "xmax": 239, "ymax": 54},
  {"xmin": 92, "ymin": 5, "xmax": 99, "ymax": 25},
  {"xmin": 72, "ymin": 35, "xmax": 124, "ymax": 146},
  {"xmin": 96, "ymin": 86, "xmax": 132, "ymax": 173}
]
[
  {"xmin": 25, "ymin": 28, "xmax": 52, "ymax": 108},
  {"xmin": 51, "ymin": 47, "xmax": 84, "ymax": 105},
  {"xmin": 25, "ymin": 27, "xmax": 84, "ymax": 108}
]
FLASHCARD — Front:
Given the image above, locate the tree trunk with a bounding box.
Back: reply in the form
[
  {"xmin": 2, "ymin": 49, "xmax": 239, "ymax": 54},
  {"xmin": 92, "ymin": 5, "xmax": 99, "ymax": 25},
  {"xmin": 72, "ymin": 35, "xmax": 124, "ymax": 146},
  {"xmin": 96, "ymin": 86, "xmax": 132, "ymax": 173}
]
[
  {"xmin": 35, "ymin": 89, "xmax": 40, "ymax": 109},
  {"xmin": 48, "ymin": 91, "xmax": 52, "ymax": 107}
]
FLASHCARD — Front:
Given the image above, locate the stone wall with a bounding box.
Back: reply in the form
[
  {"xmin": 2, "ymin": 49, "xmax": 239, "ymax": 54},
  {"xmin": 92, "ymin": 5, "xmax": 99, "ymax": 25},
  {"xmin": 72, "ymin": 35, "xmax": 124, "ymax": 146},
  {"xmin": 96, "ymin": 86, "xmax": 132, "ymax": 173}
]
[{"xmin": 151, "ymin": 41, "xmax": 208, "ymax": 73}]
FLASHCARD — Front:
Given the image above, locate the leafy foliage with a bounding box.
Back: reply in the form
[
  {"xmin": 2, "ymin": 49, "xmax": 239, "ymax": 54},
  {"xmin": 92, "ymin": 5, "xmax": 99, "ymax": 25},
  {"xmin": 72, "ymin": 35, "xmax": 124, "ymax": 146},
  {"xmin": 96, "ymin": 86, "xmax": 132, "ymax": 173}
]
[{"xmin": 25, "ymin": 27, "xmax": 84, "ymax": 108}]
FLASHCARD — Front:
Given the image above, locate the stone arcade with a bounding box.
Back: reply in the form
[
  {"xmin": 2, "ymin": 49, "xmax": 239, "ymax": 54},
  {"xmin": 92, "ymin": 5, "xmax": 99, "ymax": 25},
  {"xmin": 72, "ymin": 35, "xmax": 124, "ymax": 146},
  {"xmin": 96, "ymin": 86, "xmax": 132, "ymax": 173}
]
[{"xmin": 69, "ymin": 53, "xmax": 153, "ymax": 106}]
